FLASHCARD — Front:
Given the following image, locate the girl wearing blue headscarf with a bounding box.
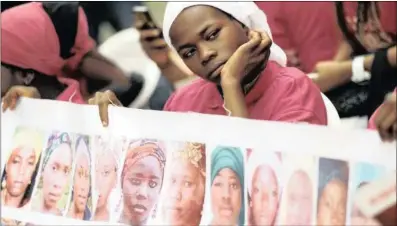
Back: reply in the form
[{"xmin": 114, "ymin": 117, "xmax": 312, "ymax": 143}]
[{"xmin": 211, "ymin": 146, "xmax": 245, "ymax": 226}]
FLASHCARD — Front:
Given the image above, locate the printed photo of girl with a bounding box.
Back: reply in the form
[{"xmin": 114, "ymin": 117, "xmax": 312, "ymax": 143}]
[
  {"xmin": 152, "ymin": 142, "xmax": 206, "ymax": 226},
  {"xmin": 247, "ymin": 150, "xmax": 282, "ymax": 226},
  {"xmin": 317, "ymin": 158, "xmax": 350, "ymax": 226},
  {"xmin": 209, "ymin": 146, "xmax": 245, "ymax": 226},
  {"xmin": 1, "ymin": 127, "xmax": 45, "ymax": 226},
  {"xmin": 67, "ymin": 135, "xmax": 93, "ymax": 220},
  {"xmin": 31, "ymin": 132, "xmax": 74, "ymax": 216},
  {"xmin": 92, "ymin": 135, "xmax": 124, "ymax": 222},
  {"xmin": 119, "ymin": 139, "xmax": 167, "ymax": 226},
  {"xmin": 349, "ymin": 162, "xmax": 386, "ymax": 226}
]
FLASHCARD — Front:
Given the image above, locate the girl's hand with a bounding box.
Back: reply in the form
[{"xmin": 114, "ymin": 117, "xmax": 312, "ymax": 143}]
[
  {"xmin": 220, "ymin": 30, "xmax": 272, "ymax": 87},
  {"xmin": 2, "ymin": 86, "xmax": 41, "ymax": 112},
  {"xmin": 88, "ymin": 90, "xmax": 122, "ymax": 127},
  {"xmin": 374, "ymin": 92, "xmax": 397, "ymax": 142},
  {"xmin": 135, "ymin": 21, "xmax": 170, "ymax": 69}
]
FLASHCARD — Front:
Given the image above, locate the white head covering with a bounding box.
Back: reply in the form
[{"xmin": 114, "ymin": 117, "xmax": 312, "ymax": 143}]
[
  {"xmin": 247, "ymin": 151, "xmax": 283, "ymax": 200},
  {"xmin": 162, "ymin": 1, "xmax": 287, "ymax": 67},
  {"xmin": 75, "ymin": 136, "xmax": 91, "ymax": 168}
]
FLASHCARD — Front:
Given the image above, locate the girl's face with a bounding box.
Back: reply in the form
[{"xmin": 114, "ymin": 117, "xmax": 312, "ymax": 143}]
[
  {"xmin": 163, "ymin": 159, "xmax": 205, "ymax": 225},
  {"xmin": 95, "ymin": 151, "xmax": 117, "ymax": 209},
  {"xmin": 72, "ymin": 144, "xmax": 91, "ymax": 213},
  {"xmin": 5, "ymin": 147, "xmax": 37, "ymax": 199},
  {"xmin": 122, "ymin": 155, "xmax": 163, "ymax": 224},
  {"xmin": 169, "ymin": 5, "xmax": 248, "ymax": 84},
  {"xmin": 284, "ymin": 170, "xmax": 313, "ymax": 225},
  {"xmin": 42, "ymin": 143, "xmax": 73, "ymax": 210},
  {"xmin": 211, "ymin": 168, "xmax": 242, "ymax": 225},
  {"xmin": 317, "ymin": 179, "xmax": 348, "ymax": 226},
  {"xmin": 250, "ymin": 165, "xmax": 279, "ymax": 226}
]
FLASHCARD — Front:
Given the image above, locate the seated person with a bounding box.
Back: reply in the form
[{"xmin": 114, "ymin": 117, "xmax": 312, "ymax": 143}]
[
  {"xmin": 255, "ymin": 2, "xmax": 341, "ymax": 73},
  {"xmin": 313, "ymin": 2, "xmax": 396, "ymax": 120},
  {"xmin": 1, "ymin": 2, "xmax": 130, "ymax": 105},
  {"xmin": 5, "ymin": 2, "xmax": 328, "ymax": 128}
]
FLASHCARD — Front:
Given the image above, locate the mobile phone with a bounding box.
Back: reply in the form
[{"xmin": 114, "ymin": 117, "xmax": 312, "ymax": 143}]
[{"xmin": 132, "ymin": 5, "xmax": 163, "ymax": 40}]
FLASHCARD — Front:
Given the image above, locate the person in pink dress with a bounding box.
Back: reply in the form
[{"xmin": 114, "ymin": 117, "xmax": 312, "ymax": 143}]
[
  {"xmin": 255, "ymin": 2, "xmax": 341, "ymax": 73},
  {"xmin": 89, "ymin": 2, "xmax": 327, "ymax": 127},
  {"xmin": 312, "ymin": 2, "xmax": 396, "ymax": 120},
  {"xmin": 1, "ymin": 2, "xmax": 128, "ymax": 109}
]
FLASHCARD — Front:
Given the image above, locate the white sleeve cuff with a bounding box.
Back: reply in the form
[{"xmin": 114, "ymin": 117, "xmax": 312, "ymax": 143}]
[{"xmin": 351, "ymin": 55, "xmax": 371, "ymax": 83}]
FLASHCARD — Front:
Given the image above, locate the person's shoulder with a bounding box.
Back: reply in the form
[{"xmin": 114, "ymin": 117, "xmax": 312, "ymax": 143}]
[
  {"xmin": 164, "ymin": 78, "xmax": 212, "ymax": 111},
  {"xmin": 176, "ymin": 78, "xmax": 209, "ymax": 93},
  {"xmin": 264, "ymin": 62, "xmax": 327, "ymax": 124},
  {"xmin": 275, "ymin": 64, "xmax": 323, "ymax": 103},
  {"xmin": 269, "ymin": 62, "xmax": 316, "ymax": 90}
]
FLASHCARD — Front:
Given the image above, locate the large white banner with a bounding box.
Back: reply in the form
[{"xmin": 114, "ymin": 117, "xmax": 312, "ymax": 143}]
[{"xmin": 1, "ymin": 98, "xmax": 395, "ymax": 226}]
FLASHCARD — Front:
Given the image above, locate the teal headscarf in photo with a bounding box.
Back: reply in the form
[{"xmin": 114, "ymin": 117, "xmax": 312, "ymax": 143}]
[{"xmin": 211, "ymin": 146, "xmax": 245, "ymax": 226}]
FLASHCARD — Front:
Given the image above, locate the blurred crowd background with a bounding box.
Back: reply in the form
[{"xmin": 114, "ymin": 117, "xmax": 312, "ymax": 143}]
[{"xmin": 2, "ymin": 2, "xmax": 165, "ymax": 44}]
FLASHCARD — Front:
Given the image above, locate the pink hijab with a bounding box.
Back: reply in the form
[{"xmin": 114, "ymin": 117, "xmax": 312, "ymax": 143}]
[{"xmin": 1, "ymin": 2, "xmax": 95, "ymax": 104}]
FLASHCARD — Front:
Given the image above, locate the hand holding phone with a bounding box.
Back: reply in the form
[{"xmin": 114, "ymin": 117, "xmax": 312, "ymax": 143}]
[
  {"xmin": 132, "ymin": 6, "xmax": 163, "ymax": 40},
  {"xmin": 132, "ymin": 6, "xmax": 170, "ymax": 68}
]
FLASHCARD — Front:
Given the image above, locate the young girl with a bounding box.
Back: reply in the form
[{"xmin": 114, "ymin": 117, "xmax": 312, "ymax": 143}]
[{"xmin": 88, "ymin": 2, "xmax": 327, "ymax": 126}]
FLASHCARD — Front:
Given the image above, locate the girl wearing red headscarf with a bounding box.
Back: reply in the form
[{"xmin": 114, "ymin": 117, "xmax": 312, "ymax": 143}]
[{"xmin": 1, "ymin": 2, "xmax": 128, "ymax": 108}]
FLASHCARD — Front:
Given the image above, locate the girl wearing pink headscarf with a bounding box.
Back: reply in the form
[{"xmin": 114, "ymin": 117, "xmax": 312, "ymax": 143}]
[{"xmin": 1, "ymin": 2, "xmax": 128, "ymax": 107}]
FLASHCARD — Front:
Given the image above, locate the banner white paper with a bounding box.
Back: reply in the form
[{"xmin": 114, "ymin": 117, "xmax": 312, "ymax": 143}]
[{"xmin": 1, "ymin": 98, "xmax": 395, "ymax": 226}]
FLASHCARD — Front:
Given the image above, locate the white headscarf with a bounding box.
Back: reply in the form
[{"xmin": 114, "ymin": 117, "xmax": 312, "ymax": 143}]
[
  {"xmin": 162, "ymin": 1, "xmax": 287, "ymax": 67},
  {"xmin": 247, "ymin": 151, "xmax": 283, "ymax": 200}
]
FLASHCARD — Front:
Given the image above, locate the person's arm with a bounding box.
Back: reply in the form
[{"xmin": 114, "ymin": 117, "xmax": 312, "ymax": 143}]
[
  {"xmin": 78, "ymin": 50, "xmax": 129, "ymax": 86},
  {"xmin": 136, "ymin": 24, "xmax": 192, "ymax": 86},
  {"xmin": 218, "ymin": 30, "xmax": 271, "ymax": 119},
  {"xmin": 313, "ymin": 45, "xmax": 396, "ymax": 92},
  {"xmin": 61, "ymin": 6, "xmax": 129, "ymax": 89},
  {"xmin": 333, "ymin": 39, "xmax": 353, "ymax": 62},
  {"xmin": 221, "ymin": 82, "xmax": 249, "ymax": 118},
  {"xmin": 313, "ymin": 60, "xmax": 355, "ymax": 92}
]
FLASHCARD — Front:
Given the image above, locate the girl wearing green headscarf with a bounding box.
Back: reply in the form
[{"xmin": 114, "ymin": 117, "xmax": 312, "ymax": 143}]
[{"xmin": 210, "ymin": 146, "xmax": 245, "ymax": 226}]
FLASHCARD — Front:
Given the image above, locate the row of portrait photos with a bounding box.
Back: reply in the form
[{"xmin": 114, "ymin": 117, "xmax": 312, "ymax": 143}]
[{"xmin": 1, "ymin": 126, "xmax": 392, "ymax": 226}]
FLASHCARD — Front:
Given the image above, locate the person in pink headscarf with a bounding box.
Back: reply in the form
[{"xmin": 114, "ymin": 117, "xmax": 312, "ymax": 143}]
[{"xmin": 1, "ymin": 2, "xmax": 128, "ymax": 109}]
